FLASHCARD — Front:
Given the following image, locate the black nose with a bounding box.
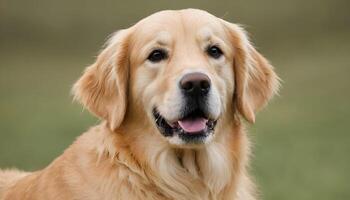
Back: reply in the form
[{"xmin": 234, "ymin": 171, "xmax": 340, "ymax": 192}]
[{"xmin": 180, "ymin": 72, "xmax": 211, "ymax": 96}]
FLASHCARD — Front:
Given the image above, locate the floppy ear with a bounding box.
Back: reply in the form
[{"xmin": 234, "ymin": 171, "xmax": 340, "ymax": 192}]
[
  {"xmin": 72, "ymin": 29, "xmax": 131, "ymax": 130},
  {"xmin": 222, "ymin": 21, "xmax": 280, "ymax": 123}
]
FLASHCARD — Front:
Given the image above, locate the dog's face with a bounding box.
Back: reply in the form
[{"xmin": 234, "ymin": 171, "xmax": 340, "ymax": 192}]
[
  {"xmin": 129, "ymin": 10, "xmax": 235, "ymax": 146},
  {"xmin": 73, "ymin": 9, "xmax": 279, "ymax": 148}
]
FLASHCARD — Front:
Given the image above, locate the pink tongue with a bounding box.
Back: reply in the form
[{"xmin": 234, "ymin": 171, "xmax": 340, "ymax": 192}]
[{"xmin": 178, "ymin": 118, "xmax": 208, "ymax": 133}]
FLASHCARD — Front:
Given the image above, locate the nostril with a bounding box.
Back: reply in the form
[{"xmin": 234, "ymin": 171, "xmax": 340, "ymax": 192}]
[
  {"xmin": 182, "ymin": 81, "xmax": 193, "ymax": 91},
  {"xmin": 200, "ymin": 80, "xmax": 210, "ymax": 90}
]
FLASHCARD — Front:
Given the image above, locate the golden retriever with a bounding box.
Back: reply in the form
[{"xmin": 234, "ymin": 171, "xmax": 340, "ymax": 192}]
[{"xmin": 0, "ymin": 9, "xmax": 279, "ymax": 200}]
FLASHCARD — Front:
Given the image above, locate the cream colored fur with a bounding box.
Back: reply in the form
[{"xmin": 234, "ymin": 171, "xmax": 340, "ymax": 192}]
[{"xmin": 0, "ymin": 9, "xmax": 279, "ymax": 200}]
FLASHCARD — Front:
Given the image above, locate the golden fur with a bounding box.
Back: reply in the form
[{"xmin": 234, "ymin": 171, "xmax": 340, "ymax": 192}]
[{"xmin": 0, "ymin": 9, "xmax": 279, "ymax": 200}]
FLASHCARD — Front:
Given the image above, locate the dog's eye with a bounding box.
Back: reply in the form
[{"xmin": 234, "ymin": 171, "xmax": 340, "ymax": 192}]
[
  {"xmin": 207, "ymin": 45, "xmax": 223, "ymax": 59},
  {"xmin": 147, "ymin": 49, "xmax": 168, "ymax": 63}
]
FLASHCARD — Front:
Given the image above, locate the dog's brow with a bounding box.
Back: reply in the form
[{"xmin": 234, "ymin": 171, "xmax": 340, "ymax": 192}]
[
  {"xmin": 197, "ymin": 27, "xmax": 213, "ymax": 42},
  {"xmin": 155, "ymin": 31, "xmax": 172, "ymax": 46}
]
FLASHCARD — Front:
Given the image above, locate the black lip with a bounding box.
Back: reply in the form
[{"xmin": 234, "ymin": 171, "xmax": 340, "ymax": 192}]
[{"xmin": 152, "ymin": 108, "xmax": 217, "ymax": 143}]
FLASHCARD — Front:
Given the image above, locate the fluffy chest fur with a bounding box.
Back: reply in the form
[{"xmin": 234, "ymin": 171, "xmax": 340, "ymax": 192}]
[
  {"xmin": 61, "ymin": 123, "xmax": 254, "ymax": 200},
  {"xmin": 1, "ymin": 123, "xmax": 254, "ymax": 200}
]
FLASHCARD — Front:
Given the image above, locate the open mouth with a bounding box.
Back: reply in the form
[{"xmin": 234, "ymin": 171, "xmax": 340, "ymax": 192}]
[{"xmin": 152, "ymin": 108, "xmax": 217, "ymax": 144}]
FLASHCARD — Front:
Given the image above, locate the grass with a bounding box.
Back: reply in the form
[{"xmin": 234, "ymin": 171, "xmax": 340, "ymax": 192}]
[{"xmin": 251, "ymin": 32, "xmax": 350, "ymax": 199}]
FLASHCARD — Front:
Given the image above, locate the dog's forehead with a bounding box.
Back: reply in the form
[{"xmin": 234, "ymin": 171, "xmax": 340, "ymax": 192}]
[{"xmin": 132, "ymin": 9, "xmax": 227, "ymax": 45}]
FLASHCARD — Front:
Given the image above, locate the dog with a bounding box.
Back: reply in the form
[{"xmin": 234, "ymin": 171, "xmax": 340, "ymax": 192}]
[{"xmin": 0, "ymin": 9, "xmax": 279, "ymax": 200}]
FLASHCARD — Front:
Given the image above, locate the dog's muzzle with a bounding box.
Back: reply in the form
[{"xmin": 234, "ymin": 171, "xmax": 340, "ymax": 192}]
[{"xmin": 152, "ymin": 72, "xmax": 218, "ymax": 144}]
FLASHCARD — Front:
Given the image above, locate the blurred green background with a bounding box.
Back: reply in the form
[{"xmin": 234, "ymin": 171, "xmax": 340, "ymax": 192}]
[{"xmin": 0, "ymin": 0, "xmax": 349, "ymax": 199}]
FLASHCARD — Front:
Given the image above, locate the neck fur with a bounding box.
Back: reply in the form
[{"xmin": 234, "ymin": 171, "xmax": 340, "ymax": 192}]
[{"xmin": 95, "ymin": 121, "xmax": 246, "ymax": 200}]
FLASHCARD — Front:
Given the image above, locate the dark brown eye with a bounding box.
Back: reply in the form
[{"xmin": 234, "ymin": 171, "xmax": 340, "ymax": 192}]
[
  {"xmin": 207, "ymin": 45, "xmax": 223, "ymax": 59},
  {"xmin": 147, "ymin": 49, "xmax": 168, "ymax": 63}
]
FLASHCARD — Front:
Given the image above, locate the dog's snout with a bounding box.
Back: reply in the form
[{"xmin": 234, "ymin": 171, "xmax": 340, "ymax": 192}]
[{"xmin": 180, "ymin": 72, "xmax": 211, "ymax": 95}]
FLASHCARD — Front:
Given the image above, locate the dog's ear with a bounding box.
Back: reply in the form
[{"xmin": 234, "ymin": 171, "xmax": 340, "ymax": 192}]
[
  {"xmin": 72, "ymin": 29, "xmax": 131, "ymax": 130},
  {"xmin": 222, "ymin": 21, "xmax": 280, "ymax": 123}
]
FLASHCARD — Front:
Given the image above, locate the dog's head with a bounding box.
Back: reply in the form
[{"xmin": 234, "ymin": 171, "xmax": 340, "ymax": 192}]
[{"xmin": 73, "ymin": 9, "xmax": 279, "ymax": 148}]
